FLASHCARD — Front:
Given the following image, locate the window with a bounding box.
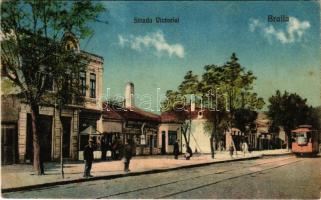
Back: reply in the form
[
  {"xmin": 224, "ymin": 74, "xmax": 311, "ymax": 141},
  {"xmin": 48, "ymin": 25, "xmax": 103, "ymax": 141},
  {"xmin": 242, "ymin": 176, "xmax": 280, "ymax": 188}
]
[
  {"xmin": 79, "ymin": 135, "xmax": 89, "ymax": 151},
  {"xmin": 44, "ymin": 74, "xmax": 53, "ymax": 91},
  {"xmin": 90, "ymin": 73, "xmax": 96, "ymax": 98},
  {"xmin": 80, "ymin": 71, "xmax": 86, "ymax": 96},
  {"xmin": 168, "ymin": 131, "xmax": 177, "ymax": 145}
]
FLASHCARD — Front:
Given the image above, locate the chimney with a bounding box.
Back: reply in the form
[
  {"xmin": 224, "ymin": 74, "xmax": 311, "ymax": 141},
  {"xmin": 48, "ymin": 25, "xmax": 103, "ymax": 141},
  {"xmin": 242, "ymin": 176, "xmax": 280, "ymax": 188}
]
[{"xmin": 125, "ymin": 82, "xmax": 134, "ymax": 109}]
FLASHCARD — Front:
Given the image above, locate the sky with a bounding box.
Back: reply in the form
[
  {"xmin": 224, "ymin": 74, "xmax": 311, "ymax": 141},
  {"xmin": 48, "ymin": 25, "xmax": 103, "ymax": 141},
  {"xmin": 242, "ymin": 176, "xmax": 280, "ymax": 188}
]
[{"xmin": 80, "ymin": 1, "xmax": 320, "ymax": 113}]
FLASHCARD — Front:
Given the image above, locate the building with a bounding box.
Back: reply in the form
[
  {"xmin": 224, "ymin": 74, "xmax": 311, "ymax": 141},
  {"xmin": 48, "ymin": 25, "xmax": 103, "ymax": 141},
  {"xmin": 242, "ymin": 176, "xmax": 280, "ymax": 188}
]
[
  {"xmin": 1, "ymin": 33, "xmax": 104, "ymax": 163},
  {"xmin": 101, "ymin": 82, "xmax": 161, "ymax": 157},
  {"xmin": 225, "ymin": 128, "xmax": 244, "ymax": 151},
  {"xmin": 159, "ymin": 103, "xmax": 219, "ymax": 154},
  {"xmin": 158, "ymin": 112, "xmax": 183, "ymax": 154},
  {"xmin": 1, "ymin": 95, "xmax": 20, "ymax": 164}
]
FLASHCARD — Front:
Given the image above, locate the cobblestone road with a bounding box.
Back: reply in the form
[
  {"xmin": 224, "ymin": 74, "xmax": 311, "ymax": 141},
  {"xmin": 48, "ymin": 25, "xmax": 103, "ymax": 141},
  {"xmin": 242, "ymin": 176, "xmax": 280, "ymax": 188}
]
[{"xmin": 3, "ymin": 155, "xmax": 321, "ymax": 199}]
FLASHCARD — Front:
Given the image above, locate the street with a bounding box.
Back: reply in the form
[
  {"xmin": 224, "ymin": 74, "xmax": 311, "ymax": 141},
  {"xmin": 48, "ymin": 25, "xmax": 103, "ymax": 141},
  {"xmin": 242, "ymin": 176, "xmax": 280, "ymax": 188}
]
[{"xmin": 3, "ymin": 155, "xmax": 321, "ymax": 199}]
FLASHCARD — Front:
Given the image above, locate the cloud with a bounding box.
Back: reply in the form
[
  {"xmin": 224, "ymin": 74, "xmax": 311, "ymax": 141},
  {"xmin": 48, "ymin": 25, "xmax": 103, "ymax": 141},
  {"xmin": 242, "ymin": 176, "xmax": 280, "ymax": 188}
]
[
  {"xmin": 118, "ymin": 31, "xmax": 185, "ymax": 58},
  {"xmin": 249, "ymin": 17, "xmax": 311, "ymax": 44}
]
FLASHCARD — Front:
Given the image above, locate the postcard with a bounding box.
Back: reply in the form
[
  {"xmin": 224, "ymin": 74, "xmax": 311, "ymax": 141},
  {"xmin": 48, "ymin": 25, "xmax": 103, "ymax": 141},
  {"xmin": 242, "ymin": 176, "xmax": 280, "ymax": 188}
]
[{"xmin": 1, "ymin": 0, "xmax": 320, "ymax": 199}]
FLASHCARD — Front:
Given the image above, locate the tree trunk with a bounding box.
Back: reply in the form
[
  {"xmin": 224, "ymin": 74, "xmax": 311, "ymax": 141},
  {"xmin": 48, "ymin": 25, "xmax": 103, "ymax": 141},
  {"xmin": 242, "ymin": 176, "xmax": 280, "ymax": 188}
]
[
  {"xmin": 182, "ymin": 128, "xmax": 189, "ymax": 148},
  {"xmin": 211, "ymin": 113, "xmax": 217, "ymax": 159},
  {"xmin": 30, "ymin": 103, "xmax": 42, "ymax": 175},
  {"xmin": 210, "ymin": 135, "xmax": 214, "ymax": 158}
]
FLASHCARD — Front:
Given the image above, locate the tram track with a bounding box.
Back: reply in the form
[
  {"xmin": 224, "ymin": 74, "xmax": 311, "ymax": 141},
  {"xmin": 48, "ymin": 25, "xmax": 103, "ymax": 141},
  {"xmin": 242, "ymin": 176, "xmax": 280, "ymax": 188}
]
[
  {"xmin": 97, "ymin": 156, "xmax": 299, "ymax": 199},
  {"xmin": 157, "ymin": 158, "xmax": 301, "ymax": 199}
]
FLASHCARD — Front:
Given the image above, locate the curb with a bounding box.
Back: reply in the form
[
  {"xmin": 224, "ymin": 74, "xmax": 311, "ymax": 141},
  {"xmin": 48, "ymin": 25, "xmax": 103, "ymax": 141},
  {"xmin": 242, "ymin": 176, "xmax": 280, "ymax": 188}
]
[
  {"xmin": 1, "ymin": 155, "xmax": 262, "ymax": 193},
  {"xmin": 262, "ymin": 153, "xmax": 292, "ymax": 157}
]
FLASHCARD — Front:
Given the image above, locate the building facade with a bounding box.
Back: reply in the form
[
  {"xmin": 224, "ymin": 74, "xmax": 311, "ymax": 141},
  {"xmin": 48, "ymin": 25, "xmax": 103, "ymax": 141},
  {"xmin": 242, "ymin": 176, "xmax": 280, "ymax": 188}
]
[
  {"xmin": 2, "ymin": 33, "xmax": 104, "ymax": 163},
  {"xmin": 101, "ymin": 83, "xmax": 161, "ymax": 157},
  {"xmin": 158, "ymin": 112, "xmax": 183, "ymax": 154}
]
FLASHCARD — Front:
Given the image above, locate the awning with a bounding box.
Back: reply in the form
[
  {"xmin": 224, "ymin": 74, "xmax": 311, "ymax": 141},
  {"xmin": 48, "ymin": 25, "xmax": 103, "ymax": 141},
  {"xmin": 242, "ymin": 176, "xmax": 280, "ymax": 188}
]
[{"xmin": 80, "ymin": 125, "xmax": 101, "ymax": 135}]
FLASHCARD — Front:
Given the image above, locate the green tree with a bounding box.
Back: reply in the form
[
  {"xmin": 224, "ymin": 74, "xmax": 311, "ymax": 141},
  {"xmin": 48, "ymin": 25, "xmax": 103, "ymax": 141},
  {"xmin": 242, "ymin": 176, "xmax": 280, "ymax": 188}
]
[
  {"xmin": 1, "ymin": 0, "xmax": 105, "ymax": 175},
  {"xmin": 162, "ymin": 53, "xmax": 264, "ymax": 158},
  {"xmin": 161, "ymin": 71, "xmax": 200, "ymax": 149},
  {"xmin": 200, "ymin": 53, "xmax": 264, "ymax": 157},
  {"xmin": 267, "ymin": 90, "xmax": 311, "ymax": 149}
]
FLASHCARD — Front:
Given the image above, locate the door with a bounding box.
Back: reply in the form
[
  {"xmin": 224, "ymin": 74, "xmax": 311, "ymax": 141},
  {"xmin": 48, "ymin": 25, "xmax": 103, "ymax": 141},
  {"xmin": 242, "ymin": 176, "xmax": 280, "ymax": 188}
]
[
  {"xmin": 26, "ymin": 114, "xmax": 52, "ymax": 162},
  {"xmin": 149, "ymin": 135, "xmax": 153, "ymax": 155},
  {"xmin": 38, "ymin": 115, "xmax": 53, "ymax": 161},
  {"xmin": 1, "ymin": 124, "xmax": 17, "ymax": 164},
  {"xmin": 61, "ymin": 117, "xmax": 71, "ymax": 158},
  {"xmin": 161, "ymin": 131, "xmax": 166, "ymax": 154}
]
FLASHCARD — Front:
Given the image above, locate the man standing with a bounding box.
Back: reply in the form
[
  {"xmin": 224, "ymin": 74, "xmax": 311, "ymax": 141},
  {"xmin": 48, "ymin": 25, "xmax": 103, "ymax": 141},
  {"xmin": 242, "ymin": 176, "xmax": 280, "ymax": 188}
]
[
  {"xmin": 123, "ymin": 139, "xmax": 133, "ymax": 172},
  {"xmin": 83, "ymin": 138, "xmax": 94, "ymax": 178},
  {"xmin": 173, "ymin": 140, "xmax": 179, "ymax": 159}
]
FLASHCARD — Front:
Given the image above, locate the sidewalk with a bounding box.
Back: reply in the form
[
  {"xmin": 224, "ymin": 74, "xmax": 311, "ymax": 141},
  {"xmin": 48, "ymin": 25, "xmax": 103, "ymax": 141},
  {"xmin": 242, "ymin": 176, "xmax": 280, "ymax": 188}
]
[{"xmin": 1, "ymin": 149, "xmax": 290, "ymax": 192}]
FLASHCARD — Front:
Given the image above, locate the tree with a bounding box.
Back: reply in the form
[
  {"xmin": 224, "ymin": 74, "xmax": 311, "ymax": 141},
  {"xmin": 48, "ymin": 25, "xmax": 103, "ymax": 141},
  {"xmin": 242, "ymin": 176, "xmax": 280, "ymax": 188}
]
[
  {"xmin": 200, "ymin": 53, "xmax": 264, "ymax": 157},
  {"xmin": 1, "ymin": 1, "xmax": 105, "ymax": 175},
  {"xmin": 267, "ymin": 90, "xmax": 311, "ymax": 149},
  {"xmin": 162, "ymin": 53, "xmax": 264, "ymax": 158}
]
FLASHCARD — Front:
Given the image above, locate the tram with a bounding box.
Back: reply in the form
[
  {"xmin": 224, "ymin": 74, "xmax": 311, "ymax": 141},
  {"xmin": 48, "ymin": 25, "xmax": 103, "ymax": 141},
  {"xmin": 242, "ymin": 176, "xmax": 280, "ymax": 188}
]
[{"xmin": 291, "ymin": 125, "xmax": 320, "ymax": 156}]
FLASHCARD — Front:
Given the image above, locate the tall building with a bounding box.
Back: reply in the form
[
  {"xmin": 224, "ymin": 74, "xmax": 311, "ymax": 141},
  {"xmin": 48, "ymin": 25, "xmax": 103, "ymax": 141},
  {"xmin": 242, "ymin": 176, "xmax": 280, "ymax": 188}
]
[{"xmin": 1, "ymin": 32, "xmax": 104, "ymax": 163}]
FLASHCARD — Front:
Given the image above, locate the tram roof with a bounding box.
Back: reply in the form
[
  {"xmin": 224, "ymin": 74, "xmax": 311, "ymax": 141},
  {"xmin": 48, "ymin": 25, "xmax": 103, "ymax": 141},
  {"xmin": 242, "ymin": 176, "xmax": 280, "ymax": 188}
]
[{"xmin": 291, "ymin": 127, "xmax": 316, "ymax": 133}]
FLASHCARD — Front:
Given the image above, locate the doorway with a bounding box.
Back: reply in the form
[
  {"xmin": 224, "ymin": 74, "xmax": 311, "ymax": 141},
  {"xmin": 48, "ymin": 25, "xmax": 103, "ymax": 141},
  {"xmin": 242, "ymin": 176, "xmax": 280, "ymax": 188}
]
[
  {"xmin": 26, "ymin": 114, "xmax": 53, "ymax": 162},
  {"xmin": 61, "ymin": 117, "xmax": 71, "ymax": 158},
  {"xmin": 1, "ymin": 124, "xmax": 18, "ymax": 164},
  {"xmin": 161, "ymin": 131, "xmax": 166, "ymax": 154}
]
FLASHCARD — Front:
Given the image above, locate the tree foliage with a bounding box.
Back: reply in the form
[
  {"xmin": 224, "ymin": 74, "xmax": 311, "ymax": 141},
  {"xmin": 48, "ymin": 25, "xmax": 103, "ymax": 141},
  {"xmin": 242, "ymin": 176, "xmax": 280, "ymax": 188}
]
[
  {"xmin": 1, "ymin": 0, "xmax": 105, "ymax": 175},
  {"xmin": 267, "ymin": 90, "xmax": 318, "ymax": 148},
  {"xmin": 161, "ymin": 53, "xmax": 264, "ymax": 155},
  {"xmin": 161, "ymin": 53, "xmax": 264, "ymax": 130},
  {"xmin": 267, "ymin": 90, "xmax": 311, "ymax": 133}
]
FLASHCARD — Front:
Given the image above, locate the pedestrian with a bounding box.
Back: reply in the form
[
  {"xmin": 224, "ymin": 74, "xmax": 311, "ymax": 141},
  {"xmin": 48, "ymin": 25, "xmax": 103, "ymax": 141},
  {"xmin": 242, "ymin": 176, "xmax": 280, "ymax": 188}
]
[
  {"xmin": 123, "ymin": 139, "xmax": 133, "ymax": 172},
  {"xmin": 173, "ymin": 139, "xmax": 179, "ymax": 159},
  {"xmin": 185, "ymin": 145, "xmax": 193, "ymax": 160},
  {"xmin": 101, "ymin": 136, "xmax": 107, "ymax": 161},
  {"xmin": 242, "ymin": 141, "xmax": 249, "ymax": 156},
  {"xmin": 83, "ymin": 138, "xmax": 94, "ymax": 178},
  {"xmin": 229, "ymin": 143, "xmax": 234, "ymax": 158}
]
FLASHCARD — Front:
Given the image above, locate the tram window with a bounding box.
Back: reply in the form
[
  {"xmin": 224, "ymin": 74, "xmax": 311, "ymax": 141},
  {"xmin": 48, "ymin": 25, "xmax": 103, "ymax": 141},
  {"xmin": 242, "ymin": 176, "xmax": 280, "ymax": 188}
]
[{"xmin": 306, "ymin": 132, "xmax": 311, "ymax": 142}]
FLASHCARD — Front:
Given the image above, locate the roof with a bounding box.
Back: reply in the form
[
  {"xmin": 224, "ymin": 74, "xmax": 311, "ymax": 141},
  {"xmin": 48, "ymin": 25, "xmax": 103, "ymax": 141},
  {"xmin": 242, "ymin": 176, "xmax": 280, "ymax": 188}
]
[
  {"xmin": 292, "ymin": 128, "xmax": 311, "ymax": 133},
  {"xmin": 102, "ymin": 103, "xmax": 160, "ymax": 122},
  {"xmin": 81, "ymin": 50, "xmax": 104, "ymax": 62},
  {"xmin": 121, "ymin": 107, "xmax": 160, "ymax": 122},
  {"xmin": 160, "ymin": 112, "xmax": 184, "ymax": 123},
  {"xmin": 292, "ymin": 125, "xmax": 315, "ymax": 133}
]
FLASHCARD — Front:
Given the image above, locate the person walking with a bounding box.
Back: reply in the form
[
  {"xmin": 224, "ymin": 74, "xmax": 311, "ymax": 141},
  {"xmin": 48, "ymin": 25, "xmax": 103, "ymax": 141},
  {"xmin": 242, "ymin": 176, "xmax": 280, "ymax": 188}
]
[
  {"xmin": 173, "ymin": 140, "xmax": 179, "ymax": 159},
  {"xmin": 83, "ymin": 138, "xmax": 94, "ymax": 178},
  {"xmin": 100, "ymin": 136, "xmax": 107, "ymax": 161},
  {"xmin": 123, "ymin": 139, "xmax": 133, "ymax": 172},
  {"xmin": 242, "ymin": 141, "xmax": 249, "ymax": 156}
]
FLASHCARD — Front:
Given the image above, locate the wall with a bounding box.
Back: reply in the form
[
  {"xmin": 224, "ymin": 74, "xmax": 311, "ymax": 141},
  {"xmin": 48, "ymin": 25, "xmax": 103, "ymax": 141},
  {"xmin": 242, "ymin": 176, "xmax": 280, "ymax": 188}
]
[
  {"xmin": 158, "ymin": 123, "xmax": 182, "ymax": 153},
  {"xmin": 102, "ymin": 120, "xmax": 123, "ymax": 133},
  {"xmin": 185, "ymin": 119, "xmax": 212, "ymax": 153},
  {"xmin": 17, "ymin": 103, "xmax": 79, "ymax": 162}
]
